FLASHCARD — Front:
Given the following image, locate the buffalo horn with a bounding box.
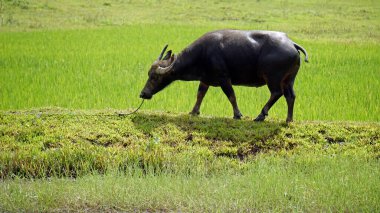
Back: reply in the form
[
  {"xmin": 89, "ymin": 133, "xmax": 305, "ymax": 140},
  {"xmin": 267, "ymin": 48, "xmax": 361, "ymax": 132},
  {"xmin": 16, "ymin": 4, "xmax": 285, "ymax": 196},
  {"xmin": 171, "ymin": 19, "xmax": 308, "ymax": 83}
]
[{"xmin": 157, "ymin": 44, "xmax": 169, "ymax": 60}]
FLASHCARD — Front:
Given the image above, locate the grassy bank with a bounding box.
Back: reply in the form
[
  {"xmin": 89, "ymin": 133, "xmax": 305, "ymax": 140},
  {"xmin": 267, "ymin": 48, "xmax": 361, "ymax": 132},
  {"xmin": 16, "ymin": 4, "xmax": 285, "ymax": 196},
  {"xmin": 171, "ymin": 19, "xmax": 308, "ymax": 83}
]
[
  {"xmin": 0, "ymin": 109, "xmax": 379, "ymax": 211},
  {"xmin": 0, "ymin": 108, "xmax": 379, "ymax": 178}
]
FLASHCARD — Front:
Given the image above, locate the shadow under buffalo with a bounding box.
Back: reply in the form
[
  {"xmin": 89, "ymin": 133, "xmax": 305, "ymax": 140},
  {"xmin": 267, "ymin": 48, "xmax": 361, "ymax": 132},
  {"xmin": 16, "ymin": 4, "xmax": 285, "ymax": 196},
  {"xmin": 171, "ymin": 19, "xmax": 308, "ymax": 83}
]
[{"xmin": 129, "ymin": 112, "xmax": 287, "ymax": 145}]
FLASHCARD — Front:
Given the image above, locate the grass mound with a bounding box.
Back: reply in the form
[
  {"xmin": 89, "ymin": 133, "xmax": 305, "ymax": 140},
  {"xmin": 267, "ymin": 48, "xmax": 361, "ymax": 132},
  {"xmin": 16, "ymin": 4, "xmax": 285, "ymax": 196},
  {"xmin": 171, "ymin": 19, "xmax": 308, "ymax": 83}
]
[{"xmin": 1, "ymin": 108, "xmax": 379, "ymax": 178}]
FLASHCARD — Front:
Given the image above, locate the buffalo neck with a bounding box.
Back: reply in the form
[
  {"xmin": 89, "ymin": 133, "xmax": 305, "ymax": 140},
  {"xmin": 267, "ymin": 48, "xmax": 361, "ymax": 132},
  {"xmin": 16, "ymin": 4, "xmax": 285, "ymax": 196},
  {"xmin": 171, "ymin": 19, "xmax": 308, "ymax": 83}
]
[{"xmin": 172, "ymin": 48, "xmax": 203, "ymax": 82}]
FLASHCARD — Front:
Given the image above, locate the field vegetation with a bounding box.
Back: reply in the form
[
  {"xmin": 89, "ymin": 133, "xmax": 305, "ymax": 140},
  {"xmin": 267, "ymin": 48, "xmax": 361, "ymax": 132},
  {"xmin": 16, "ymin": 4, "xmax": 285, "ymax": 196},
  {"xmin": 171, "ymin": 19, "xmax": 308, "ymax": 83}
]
[
  {"xmin": 0, "ymin": 109, "xmax": 379, "ymax": 211},
  {"xmin": 1, "ymin": 0, "xmax": 379, "ymax": 121},
  {"xmin": 0, "ymin": 0, "xmax": 379, "ymax": 211}
]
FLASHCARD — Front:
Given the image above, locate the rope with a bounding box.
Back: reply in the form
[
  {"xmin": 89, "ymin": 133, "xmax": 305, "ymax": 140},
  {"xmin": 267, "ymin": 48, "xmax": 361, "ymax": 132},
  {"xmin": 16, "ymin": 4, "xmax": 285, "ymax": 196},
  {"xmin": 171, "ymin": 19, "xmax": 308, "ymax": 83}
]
[{"xmin": 117, "ymin": 99, "xmax": 145, "ymax": 116}]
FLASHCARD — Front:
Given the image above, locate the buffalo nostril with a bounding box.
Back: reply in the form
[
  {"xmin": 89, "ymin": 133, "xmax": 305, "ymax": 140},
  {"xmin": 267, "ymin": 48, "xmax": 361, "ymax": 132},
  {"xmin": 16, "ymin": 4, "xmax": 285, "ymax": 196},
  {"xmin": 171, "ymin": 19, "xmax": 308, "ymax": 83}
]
[
  {"xmin": 140, "ymin": 92, "xmax": 152, "ymax": 99},
  {"xmin": 140, "ymin": 91, "xmax": 147, "ymax": 98}
]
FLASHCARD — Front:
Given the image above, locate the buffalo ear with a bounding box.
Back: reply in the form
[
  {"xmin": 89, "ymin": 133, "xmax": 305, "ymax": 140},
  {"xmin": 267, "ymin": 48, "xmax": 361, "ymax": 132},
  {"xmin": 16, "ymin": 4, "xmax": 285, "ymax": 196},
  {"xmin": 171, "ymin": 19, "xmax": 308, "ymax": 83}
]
[
  {"xmin": 169, "ymin": 54, "xmax": 176, "ymax": 63},
  {"xmin": 162, "ymin": 50, "xmax": 172, "ymax": 60}
]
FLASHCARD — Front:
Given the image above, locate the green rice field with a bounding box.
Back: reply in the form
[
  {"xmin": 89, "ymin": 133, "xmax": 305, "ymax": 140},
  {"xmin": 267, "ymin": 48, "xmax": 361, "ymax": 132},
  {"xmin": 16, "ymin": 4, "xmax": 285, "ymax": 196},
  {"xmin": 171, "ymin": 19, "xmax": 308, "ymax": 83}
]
[{"xmin": 1, "ymin": 0, "xmax": 379, "ymax": 121}]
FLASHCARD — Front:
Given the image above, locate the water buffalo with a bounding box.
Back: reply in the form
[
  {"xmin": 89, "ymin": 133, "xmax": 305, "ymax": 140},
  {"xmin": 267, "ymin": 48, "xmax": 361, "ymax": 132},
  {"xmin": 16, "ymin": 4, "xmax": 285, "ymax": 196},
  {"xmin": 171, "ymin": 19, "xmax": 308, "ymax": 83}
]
[{"xmin": 140, "ymin": 30, "xmax": 308, "ymax": 122}]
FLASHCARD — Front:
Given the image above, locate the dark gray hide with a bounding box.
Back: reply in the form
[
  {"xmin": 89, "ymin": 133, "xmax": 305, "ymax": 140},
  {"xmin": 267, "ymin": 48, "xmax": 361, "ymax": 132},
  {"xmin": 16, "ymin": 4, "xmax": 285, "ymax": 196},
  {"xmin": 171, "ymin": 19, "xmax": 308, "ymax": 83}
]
[{"xmin": 140, "ymin": 30, "xmax": 308, "ymax": 122}]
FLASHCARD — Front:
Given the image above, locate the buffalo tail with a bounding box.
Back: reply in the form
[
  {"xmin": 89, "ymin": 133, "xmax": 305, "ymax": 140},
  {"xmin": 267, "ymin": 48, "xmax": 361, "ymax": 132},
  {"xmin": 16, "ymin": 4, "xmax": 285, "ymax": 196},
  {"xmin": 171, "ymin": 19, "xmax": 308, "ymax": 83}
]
[{"xmin": 293, "ymin": 42, "xmax": 309, "ymax": 63}]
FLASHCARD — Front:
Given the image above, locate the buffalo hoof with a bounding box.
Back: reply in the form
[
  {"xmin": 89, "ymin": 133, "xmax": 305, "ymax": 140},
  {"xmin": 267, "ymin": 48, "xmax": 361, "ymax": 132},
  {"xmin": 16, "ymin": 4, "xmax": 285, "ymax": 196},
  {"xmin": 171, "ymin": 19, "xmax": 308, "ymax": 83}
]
[
  {"xmin": 233, "ymin": 113, "xmax": 242, "ymax": 120},
  {"xmin": 189, "ymin": 111, "xmax": 200, "ymax": 116},
  {"xmin": 254, "ymin": 114, "xmax": 266, "ymax": 122},
  {"xmin": 286, "ymin": 118, "xmax": 293, "ymax": 123}
]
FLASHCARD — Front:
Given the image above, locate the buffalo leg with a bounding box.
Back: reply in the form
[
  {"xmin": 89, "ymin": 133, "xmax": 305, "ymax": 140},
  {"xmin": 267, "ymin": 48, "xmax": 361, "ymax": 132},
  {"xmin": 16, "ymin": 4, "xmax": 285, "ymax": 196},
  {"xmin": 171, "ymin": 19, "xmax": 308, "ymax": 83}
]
[
  {"xmin": 283, "ymin": 83, "xmax": 296, "ymax": 123},
  {"xmin": 220, "ymin": 79, "xmax": 242, "ymax": 119},
  {"xmin": 254, "ymin": 88, "xmax": 282, "ymax": 122},
  {"xmin": 190, "ymin": 82, "xmax": 209, "ymax": 116}
]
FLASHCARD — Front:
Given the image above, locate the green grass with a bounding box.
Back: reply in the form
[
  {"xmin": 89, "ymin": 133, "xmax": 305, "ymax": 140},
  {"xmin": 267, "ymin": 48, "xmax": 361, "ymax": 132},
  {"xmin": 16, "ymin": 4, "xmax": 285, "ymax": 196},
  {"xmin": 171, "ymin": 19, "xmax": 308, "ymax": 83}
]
[
  {"xmin": 1, "ymin": 0, "xmax": 379, "ymax": 121},
  {"xmin": 1, "ymin": 27, "xmax": 379, "ymax": 121},
  {"xmin": 1, "ymin": 0, "xmax": 379, "ymax": 41},
  {"xmin": 0, "ymin": 109, "xmax": 379, "ymax": 211},
  {"xmin": 1, "ymin": 0, "xmax": 380, "ymax": 211},
  {"xmin": 0, "ymin": 109, "xmax": 379, "ymax": 178},
  {"xmin": 1, "ymin": 157, "xmax": 379, "ymax": 212}
]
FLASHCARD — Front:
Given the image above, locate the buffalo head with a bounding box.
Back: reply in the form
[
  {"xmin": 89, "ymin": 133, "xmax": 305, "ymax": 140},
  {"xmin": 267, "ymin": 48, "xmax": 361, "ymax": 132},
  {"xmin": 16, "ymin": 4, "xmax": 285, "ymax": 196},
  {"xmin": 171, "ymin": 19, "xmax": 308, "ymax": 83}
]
[{"xmin": 140, "ymin": 44, "xmax": 177, "ymax": 99}]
